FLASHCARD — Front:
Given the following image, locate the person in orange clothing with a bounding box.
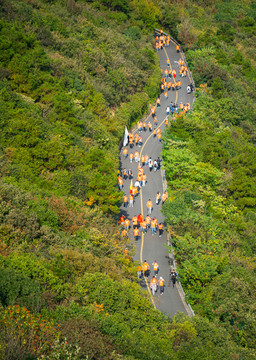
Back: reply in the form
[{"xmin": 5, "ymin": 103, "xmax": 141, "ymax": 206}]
[
  {"xmin": 141, "ymin": 155, "xmax": 145, "ymax": 167},
  {"xmin": 150, "ymin": 276, "xmax": 158, "ymax": 295},
  {"xmin": 153, "ymin": 128, "xmax": 157, "ymax": 138},
  {"xmin": 134, "ymin": 133, "xmax": 139, "ymax": 146},
  {"xmin": 156, "ymin": 97, "xmax": 161, "ymax": 107},
  {"xmin": 157, "ymin": 131, "xmax": 162, "ymax": 143},
  {"xmin": 167, "ymin": 58, "xmax": 170, "ymax": 67},
  {"xmin": 118, "ymin": 176, "xmax": 123, "ymax": 190},
  {"xmin": 164, "ymin": 91, "xmax": 168, "ymax": 100},
  {"xmin": 133, "ymin": 227, "xmax": 139, "ymax": 241},
  {"xmin": 124, "ymin": 218, "xmax": 130, "ymax": 231},
  {"xmin": 137, "ymin": 121, "xmax": 142, "ymax": 132},
  {"xmin": 156, "ymin": 192, "xmax": 161, "ymax": 205},
  {"xmin": 129, "ymin": 133, "xmax": 134, "ymax": 148},
  {"xmin": 134, "ymin": 151, "xmax": 140, "ymax": 163},
  {"xmin": 176, "ymin": 44, "xmax": 180, "ymax": 52},
  {"xmin": 164, "ymin": 69, "xmax": 168, "ymax": 78},
  {"xmin": 158, "ymin": 223, "xmax": 164, "ymax": 237},
  {"xmin": 119, "ymin": 214, "xmax": 125, "ymax": 226},
  {"xmin": 123, "ymin": 194, "xmax": 128, "ymax": 208},
  {"xmin": 145, "ymin": 215, "xmax": 151, "ymax": 230},
  {"xmin": 142, "ymin": 173, "xmax": 147, "ymax": 187},
  {"xmin": 159, "ymin": 277, "xmax": 165, "ymax": 295},
  {"xmin": 132, "ymin": 215, "xmax": 138, "ymax": 229},
  {"xmin": 163, "ymin": 80, "xmax": 167, "ymax": 89},
  {"xmin": 138, "ymin": 135, "xmax": 143, "ymax": 147},
  {"xmin": 140, "ymin": 219, "xmax": 147, "ymax": 234},
  {"xmin": 160, "ymin": 83, "xmax": 164, "ymax": 92},
  {"xmin": 176, "ymin": 81, "xmax": 181, "ymax": 89},
  {"xmin": 123, "ymin": 168, "xmax": 127, "ymax": 180},
  {"xmin": 151, "ymin": 105, "xmax": 156, "ymax": 117},
  {"xmin": 150, "ymin": 218, "xmax": 157, "ymax": 235},
  {"xmin": 138, "ymin": 165, "xmax": 144, "ymax": 175},
  {"xmin": 129, "ymin": 152, "xmax": 134, "ymax": 163},
  {"xmin": 171, "ymin": 82, "xmax": 175, "ymax": 91},
  {"xmin": 148, "ymin": 121, "xmax": 152, "ymax": 132},
  {"xmin": 143, "ymin": 121, "xmax": 147, "ymax": 131},
  {"xmin": 143, "ymin": 260, "xmax": 150, "ymax": 277},
  {"xmin": 162, "ymin": 190, "xmax": 168, "ymax": 204},
  {"xmin": 137, "ymin": 264, "xmax": 142, "ymax": 279},
  {"xmin": 152, "ymin": 260, "xmax": 159, "ymax": 276},
  {"xmin": 147, "ymin": 199, "xmax": 153, "ymax": 214},
  {"xmin": 165, "ymin": 118, "xmax": 169, "ymax": 126},
  {"xmin": 132, "ymin": 186, "xmax": 138, "ymax": 198},
  {"xmin": 153, "ymin": 116, "xmax": 158, "ymax": 126},
  {"xmin": 123, "ymin": 147, "xmax": 128, "ymax": 159},
  {"xmin": 137, "ymin": 213, "xmax": 143, "ymax": 224}
]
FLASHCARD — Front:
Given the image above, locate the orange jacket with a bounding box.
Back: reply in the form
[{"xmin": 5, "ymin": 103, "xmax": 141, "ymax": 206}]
[
  {"xmin": 158, "ymin": 278, "xmax": 165, "ymax": 286},
  {"xmin": 147, "ymin": 200, "xmax": 153, "ymax": 208},
  {"xmin": 150, "ymin": 277, "xmax": 158, "ymax": 286},
  {"xmin": 133, "ymin": 228, "xmax": 139, "ymax": 236}
]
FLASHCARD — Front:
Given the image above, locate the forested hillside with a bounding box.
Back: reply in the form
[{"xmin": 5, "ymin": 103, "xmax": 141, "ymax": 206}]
[
  {"xmin": 161, "ymin": 0, "xmax": 256, "ymax": 353},
  {"xmin": 0, "ymin": 0, "xmax": 255, "ymax": 359}
]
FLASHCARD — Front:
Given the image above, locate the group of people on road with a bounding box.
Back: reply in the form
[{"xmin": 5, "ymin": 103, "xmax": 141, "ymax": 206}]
[
  {"xmin": 138, "ymin": 260, "xmax": 178, "ymax": 295},
  {"xmin": 118, "ymin": 30, "xmax": 190, "ymax": 299},
  {"xmin": 120, "ymin": 213, "xmax": 164, "ymax": 240}
]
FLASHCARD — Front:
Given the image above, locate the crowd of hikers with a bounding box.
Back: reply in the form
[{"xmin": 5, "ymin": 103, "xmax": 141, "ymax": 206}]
[{"xmin": 118, "ymin": 30, "xmax": 191, "ymax": 297}]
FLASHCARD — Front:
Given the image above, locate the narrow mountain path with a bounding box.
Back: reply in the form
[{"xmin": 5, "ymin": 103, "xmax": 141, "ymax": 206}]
[{"xmin": 120, "ymin": 33, "xmax": 194, "ymax": 316}]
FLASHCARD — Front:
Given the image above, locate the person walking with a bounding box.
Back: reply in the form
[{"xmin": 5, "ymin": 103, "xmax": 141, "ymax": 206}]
[
  {"xmin": 148, "ymin": 158, "xmax": 153, "ymax": 171},
  {"xmin": 157, "ymin": 157, "xmax": 162, "ymax": 170},
  {"xmin": 133, "ymin": 227, "xmax": 140, "ymax": 241},
  {"xmin": 118, "ymin": 176, "xmax": 123, "ymax": 190},
  {"xmin": 123, "ymin": 148, "xmax": 128, "ymax": 159},
  {"xmin": 143, "ymin": 260, "xmax": 150, "ymax": 277},
  {"xmin": 145, "ymin": 215, "xmax": 151, "ymax": 230},
  {"xmin": 151, "ymin": 217, "xmax": 157, "ymax": 235},
  {"xmin": 159, "ymin": 277, "xmax": 165, "ymax": 295},
  {"xmin": 128, "ymin": 169, "xmax": 133, "ymax": 179},
  {"xmin": 129, "ymin": 152, "xmax": 134, "ymax": 163},
  {"xmin": 140, "ymin": 219, "xmax": 147, "ymax": 234},
  {"xmin": 162, "ymin": 190, "xmax": 168, "ymax": 204},
  {"xmin": 124, "ymin": 218, "xmax": 130, "ymax": 231},
  {"xmin": 156, "ymin": 192, "xmax": 161, "ymax": 205},
  {"xmin": 150, "ymin": 276, "xmax": 158, "ymax": 295},
  {"xmin": 137, "ymin": 264, "xmax": 142, "ymax": 279},
  {"xmin": 132, "ymin": 215, "xmax": 138, "ymax": 229},
  {"xmin": 142, "ymin": 173, "xmax": 147, "ymax": 187},
  {"xmin": 153, "ymin": 160, "xmax": 158, "ymax": 171},
  {"xmin": 152, "ymin": 260, "xmax": 159, "ymax": 276},
  {"xmin": 169, "ymin": 269, "xmax": 177, "ymax": 288},
  {"xmin": 129, "ymin": 194, "xmax": 134, "ymax": 207},
  {"xmin": 158, "ymin": 223, "xmax": 164, "ymax": 237},
  {"xmin": 147, "ymin": 199, "xmax": 153, "ymax": 214},
  {"xmin": 134, "ymin": 151, "xmax": 140, "ymax": 163},
  {"xmin": 123, "ymin": 194, "xmax": 128, "ymax": 208}
]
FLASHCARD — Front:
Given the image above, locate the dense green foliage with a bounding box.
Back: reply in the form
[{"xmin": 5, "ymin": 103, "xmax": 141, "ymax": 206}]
[
  {"xmin": 161, "ymin": 0, "xmax": 256, "ymax": 355},
  {"xmin": 0, "ymin": 0, "xmax": 255, "ymax": 359}
]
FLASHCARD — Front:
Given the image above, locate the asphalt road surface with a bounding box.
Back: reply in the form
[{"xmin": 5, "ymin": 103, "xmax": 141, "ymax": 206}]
[{"xmin": 120, "ymin": 37, "xmax": 194, "ymax": 317}]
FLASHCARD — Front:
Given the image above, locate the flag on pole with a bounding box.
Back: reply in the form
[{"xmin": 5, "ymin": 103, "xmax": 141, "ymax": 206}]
[
  {"xmin": 123, "ymin": 126, "xmax": 129, "ymax": 147},
  {"xmin": 130, "ymin": 180, "xmax": 133, "ymax": 191}
]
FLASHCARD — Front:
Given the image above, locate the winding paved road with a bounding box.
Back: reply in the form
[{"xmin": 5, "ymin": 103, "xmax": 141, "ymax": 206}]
[{"xmin": 120, "ymin": 34, "xmax": 194, "ymax": 316}]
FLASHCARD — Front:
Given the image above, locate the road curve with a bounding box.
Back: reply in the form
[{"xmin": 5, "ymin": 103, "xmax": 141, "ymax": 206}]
[{"xmin": 119, "ymin": 33, "xmax": 194, "ymax": 316}]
